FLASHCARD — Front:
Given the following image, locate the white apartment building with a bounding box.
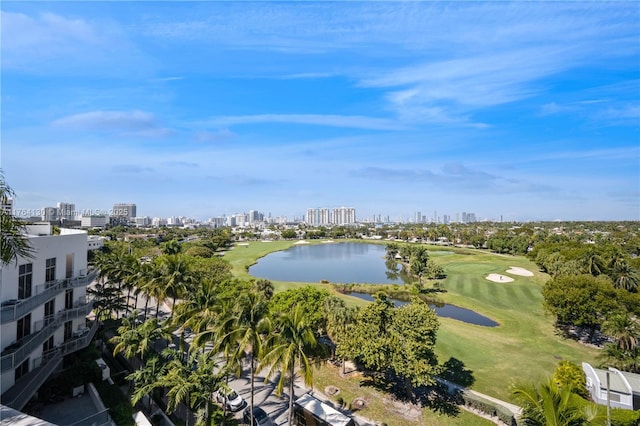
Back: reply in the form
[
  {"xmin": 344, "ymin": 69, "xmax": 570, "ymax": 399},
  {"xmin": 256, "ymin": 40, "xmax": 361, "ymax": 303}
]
[
  {"xmin": 0, "ymin": 224, "xmax": 97, "ymax": 410},
  {"xmin": 57, "ymin": 202, "xmax": 76, "ymax": 222},
  {"xmin": 81, "ymin": 215, "xmax": 109, "ymax": 229},
  {"xmin": 305, "ymin": 208, "xmax": 339, "ymax": 225},
  {"xmin": 332, "ymin": 207, "xmax": 356, "ymax": 226}
]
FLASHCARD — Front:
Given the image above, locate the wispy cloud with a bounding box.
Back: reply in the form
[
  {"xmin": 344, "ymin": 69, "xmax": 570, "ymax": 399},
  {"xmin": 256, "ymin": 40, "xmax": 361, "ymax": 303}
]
[
  {"xmin": 52, "ymin": 110, "xmax": 173, "ymax": 137},
  {"xmin": 194, "ymin": 129, "xmax": 236, "ymax": 143},
  {"xmin": 205, "ymin": 114, "xmax": 406, "ymax": 131},
  {"xmin": 1, "ymin": 11, "xmax": 145, "ymax": 74},
  {"xmin": 112, "ymin": 164, "xmax": 154, "ymax": 174},
  {"xmin": 162, "ymin": 161, "xmax": 199, "ymax": 168},
  {"xmin": 351, "ymin": 164, "xmax": 559, "ymax": 194}
]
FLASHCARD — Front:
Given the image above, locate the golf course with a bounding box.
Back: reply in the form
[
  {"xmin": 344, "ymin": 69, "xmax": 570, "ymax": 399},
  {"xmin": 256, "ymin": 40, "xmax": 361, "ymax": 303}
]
[{"xmin": 223, "ymin": 239, "xmax": 601, "ymax": 402}]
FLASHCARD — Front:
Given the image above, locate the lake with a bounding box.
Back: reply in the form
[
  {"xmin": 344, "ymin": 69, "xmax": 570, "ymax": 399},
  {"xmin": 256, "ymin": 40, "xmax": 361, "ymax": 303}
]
[
  {"xmin": 249, "ymin": 242, "xmax": 411, "ymax": 284},
  {"xmin": 347, "ymin": 292, "xmax": 499, "ymax": 327},
  {"xmin": 249, "ymin": 242, "xmax": 498, "ymax": 326}
]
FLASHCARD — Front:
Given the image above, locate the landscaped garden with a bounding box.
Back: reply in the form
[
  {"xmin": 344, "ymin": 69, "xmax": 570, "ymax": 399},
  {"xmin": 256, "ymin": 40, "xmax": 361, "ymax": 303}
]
[{"xmin": 223, "ymin": 240, "xmax": 601, "ymax": 403}]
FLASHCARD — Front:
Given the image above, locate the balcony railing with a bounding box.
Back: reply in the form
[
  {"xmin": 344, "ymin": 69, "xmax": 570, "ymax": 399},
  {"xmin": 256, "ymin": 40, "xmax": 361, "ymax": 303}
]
[
  {"xmin": 1, "ymin": 269, "xmax": 97, "ymax": 325},
  {"xmin": 1, "ymin": 302, "xmax": 94, "ymax": 372},
  {"xmin": 0, "ymin": 320, "xmax": 99, "ymax": 411}
]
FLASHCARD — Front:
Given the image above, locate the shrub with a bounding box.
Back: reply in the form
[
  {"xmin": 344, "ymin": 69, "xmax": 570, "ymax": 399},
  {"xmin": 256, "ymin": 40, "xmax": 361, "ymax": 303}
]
[{"xmin": 461, "ymin": 391, "xmax": 517, "ymax": 426}]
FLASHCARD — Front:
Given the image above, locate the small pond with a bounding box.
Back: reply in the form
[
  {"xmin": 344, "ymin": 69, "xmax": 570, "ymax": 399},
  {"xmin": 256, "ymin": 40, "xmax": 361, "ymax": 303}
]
[{"xmin": 347, "ymin": 292, "xmax": 499, "ymax": 327}]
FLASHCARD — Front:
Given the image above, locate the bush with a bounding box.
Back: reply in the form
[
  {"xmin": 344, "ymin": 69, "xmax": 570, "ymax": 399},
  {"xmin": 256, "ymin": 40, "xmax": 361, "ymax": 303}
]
[
  {"xmin": 94, "ymin": 380, "xmax": 135, "ymax": 426},
  {"xmin": 461, "ymin": 391, "xmax": 517, "ymax": 426}
]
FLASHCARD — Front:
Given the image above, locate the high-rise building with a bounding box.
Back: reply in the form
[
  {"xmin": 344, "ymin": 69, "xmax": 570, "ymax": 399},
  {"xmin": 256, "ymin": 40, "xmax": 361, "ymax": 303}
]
[
  {"xmin": 0, "ymin": 224, "xmax": 97, "ymax": 410},
  {"xmin": 40, "ymin": 206, "xmax": 58, "ymax": 222},
  {"xmin": 332, "ymin": 207, "xmax": 356, "ymax": 225},
  {"xmin": 57, "ymin": 202, "xmax": 76, "ymax": 222},
  {"xmin": 112, "ymin": 203, "xmax": 136, "ymax": 221}
]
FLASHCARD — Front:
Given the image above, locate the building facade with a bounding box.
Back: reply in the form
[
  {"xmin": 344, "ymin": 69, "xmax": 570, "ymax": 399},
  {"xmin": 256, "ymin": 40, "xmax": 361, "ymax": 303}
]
[
  {"xmin": 582, "ymin": 362, "xmax": 640, "ymax": 410},
  {"xmin": 0, "ymin": 224, "xmax": 97, "ymax": 410}
]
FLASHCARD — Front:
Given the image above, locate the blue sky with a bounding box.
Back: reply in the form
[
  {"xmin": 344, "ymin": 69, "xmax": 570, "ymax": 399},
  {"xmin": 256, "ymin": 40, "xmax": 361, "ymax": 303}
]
[{"xmin": 1, "ymin": 1, "xmax": 638, "ymax": 222}]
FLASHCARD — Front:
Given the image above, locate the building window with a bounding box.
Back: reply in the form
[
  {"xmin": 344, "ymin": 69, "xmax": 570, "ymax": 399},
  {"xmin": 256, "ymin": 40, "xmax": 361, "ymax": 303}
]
[
  {"xmin": 17, "ymin": 313, "xmax": 31, "ymax": 340},
  {"xmin": 64, "ymin": 321, "xmax": 73, "ymax": 342},
  {"xmin": 44, "ymin": 299, "xmax": 55, "ymax": 325},
  {"xmin": 65, "ymin": 289, "xmax": 73, "ymax": 309},
  {"xmin": 14, "ymin": 358, "xmax": 29, "ymax": 382},
  {"xmin": 18, "ymin": 263, "xmax": 33, "ymax": 299},
  {"xmin": 45, "ymin": 258, "xmax": 56, "ymax": 282}
]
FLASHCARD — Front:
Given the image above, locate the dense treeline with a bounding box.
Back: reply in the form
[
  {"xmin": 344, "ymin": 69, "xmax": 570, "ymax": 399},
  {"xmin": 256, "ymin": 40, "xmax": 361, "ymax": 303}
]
[{"xmin": 91, "ymin": 238, "xmax": 444, "ymax": 425}]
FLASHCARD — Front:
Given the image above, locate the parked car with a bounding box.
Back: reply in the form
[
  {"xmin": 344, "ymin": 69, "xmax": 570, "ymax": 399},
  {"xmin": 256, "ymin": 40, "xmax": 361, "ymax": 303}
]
[
  {"xmin": 214, "ymin": 386, "xmax": 246, "ymax": 412},
  {"xmin": 243, "ymin": 406, "xmax": 274, "ymax": 426}
]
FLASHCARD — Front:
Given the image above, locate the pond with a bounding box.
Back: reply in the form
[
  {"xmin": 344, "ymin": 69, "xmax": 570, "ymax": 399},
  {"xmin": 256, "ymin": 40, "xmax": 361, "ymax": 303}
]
[
  {"xmin": 249, "ymin": 242, "xmax": 412, "ymax": 284},
  {"xmin": 347, "ymin": 292, "xmax": 499, "ymax": 327}
]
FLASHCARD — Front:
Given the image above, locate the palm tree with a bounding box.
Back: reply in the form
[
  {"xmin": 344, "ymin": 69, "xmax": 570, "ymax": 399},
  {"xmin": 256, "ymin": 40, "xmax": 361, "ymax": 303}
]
[
  {"xmin": 111, "ymin": 312, "xmax": 171, "ymax": 370},
  {"xmin": 0, "ymin": 171, "xmax": 34, "ymax": 266},
  {"xmin": 323, "ymin": 296, "xmax": 356, "ymax": 374},
  {"xmin": 128, "ymin": 354, "xmax": 167, "ymax": 411},
  {"xmin": 230, "ymin": 291, "xmax": 271, "ymax": 426},
  {"xmin": 160, "ymin": 350, "xmax": 222, "ymax": 426},
  {"xmin": 261, "ymin": 304, "xmax": 320, "ymax": 426},
  {"xmin": 511, "ymin": 378, "xmax": 599, "ymax": 426},
  {"xmin": 601, "ymin": 313, "xmax": 639, "ymax": 352},
  {"xmin": 611, "ymin": 261, "xmax": 639, "ymax": 292},
  {"xmin": 154, "ymin": 254, "xmax": 196, "ymax": 318},
  {"xmin": 171, "ymin": 278, "xmax": 221, "ymax": 334},
  {"xmin": 582, "ymin": 251, "xmax": 605, "ymax": 277}
]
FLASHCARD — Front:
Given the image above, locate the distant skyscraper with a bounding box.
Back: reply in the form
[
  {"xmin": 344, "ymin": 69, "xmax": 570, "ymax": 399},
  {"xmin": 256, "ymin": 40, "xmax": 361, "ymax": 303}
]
[
  {"xmin": 57, "ymin": 202, "xmax": 76, "ymax": 222},
  {"xmin": 332, "ymin": 207, "xmax": 356, "ymax": 225},
  {"xmin": 415, "ymin": 211, "xmax": 422, "ymax": 223},
  {"xmin": 41, "ymin": 206, "xmax": 58, "ymax": 221},
  {"xmin": 112, "ymin": 203, "xmax": 136, "ymax": 221}
]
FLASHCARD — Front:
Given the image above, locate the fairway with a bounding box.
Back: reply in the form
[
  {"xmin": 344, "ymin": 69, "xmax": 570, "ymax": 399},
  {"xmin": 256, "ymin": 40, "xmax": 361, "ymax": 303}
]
[{"xmin": 223, "ymin": 240, "xmax": 600, "ymax": 401}]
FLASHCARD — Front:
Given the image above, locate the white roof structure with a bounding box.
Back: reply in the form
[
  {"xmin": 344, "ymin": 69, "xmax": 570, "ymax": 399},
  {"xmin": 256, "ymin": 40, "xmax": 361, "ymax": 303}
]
[{"xmin": 294, "ymin": 393, "xmax": 354, "ymax": 426}]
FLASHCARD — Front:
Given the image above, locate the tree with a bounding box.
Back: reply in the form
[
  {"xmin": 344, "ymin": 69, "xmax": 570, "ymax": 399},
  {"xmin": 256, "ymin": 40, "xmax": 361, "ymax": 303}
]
[
  {"xmin": 111, "ymin": 313, "xmax": 171, "ymax": 370},
  {"xmin": 269, "ymin": 286, "xmax": 330, "ymax": 335},
  {"xmin": 390, "ymin": 297, "xmax": 441, "ymax": 395},
  {"xmin": 153, "ymin": 254, "xmax": 196, "ymax": 318},
  {"xmin": 230, "ymin": 291, "xmax": 271, "ymax": 426},
  {"xmin": 511, "ymin": 378, "xmax": 599, "ymax": 426},
  {"xmin": 323, "ymin": 296, "xmax": 356, "ymax": 373},
  {"xmin": 128, "ymin": 354, "xmax": 167, "ymax": 411},
  {"xmin": 261, "ymin": 305, "xmax": 320, "ymax": 426},
  {"xmin": 611, "ymin": 261, "xmax": 639, "ymax": 293},
  {"xmin": 341, "ymin": 294, "xmax": 441, "ymax": 399},
  {"xmin": 160, "ymin": 350, "xmax": 223, "ymax": 426},
  {"xmin": 0, "ymin": 171, "xmax": 34, "ymax": 266},
  {"xmin": 162, "ymin": 239, "xmax": 182, "ymax": 255},
  {"xmin": 552, "ymin": 361, "xmax": 589, "ymax": 399},
  {"xmin": 542, "ymin": 274, "xmax": 623, "ymax": 338}
]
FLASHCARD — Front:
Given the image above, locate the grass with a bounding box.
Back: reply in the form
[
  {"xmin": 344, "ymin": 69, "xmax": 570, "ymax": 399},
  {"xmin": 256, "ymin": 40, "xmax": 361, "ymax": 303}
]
[
  {"xmin": 223, "ymin": 239, "xmax": 601, "ymax": 422},
  {"xmin": 312, "ymin": 363, "xmax": 495, "ymax": 426}
]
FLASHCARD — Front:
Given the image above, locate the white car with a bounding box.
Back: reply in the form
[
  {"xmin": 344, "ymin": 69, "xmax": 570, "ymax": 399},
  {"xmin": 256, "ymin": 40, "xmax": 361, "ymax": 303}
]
[{"xmin": 214, "ymin": 386, "xmax": 246, "ymax": 412}]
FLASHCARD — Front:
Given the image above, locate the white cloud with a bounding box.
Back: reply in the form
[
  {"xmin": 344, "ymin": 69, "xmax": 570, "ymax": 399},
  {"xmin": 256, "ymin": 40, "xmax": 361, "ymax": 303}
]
[
  {"xmin": 204, "ymin": 114, "xmax": 406, "ymax": 131},
  {"xmin": 52, "ymin": 110, "xmax": 172, "ymax": 137},
  {"xmin": 1, "ymin": 11, "xmax": 145, "ymax": 74}
]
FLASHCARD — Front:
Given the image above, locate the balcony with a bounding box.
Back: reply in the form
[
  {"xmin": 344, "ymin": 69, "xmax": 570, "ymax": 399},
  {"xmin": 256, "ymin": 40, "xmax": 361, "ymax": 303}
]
[
  {"xmin": 1, "ymin": 320, "xmax": 98, "ymax": 410},
  {"xmin": 1, "ymin": 300, "xmax": 94, "ymax": 373},
  {"xmin": 1, "ymin": 269, "xmax": 97, "ymax": 324}
]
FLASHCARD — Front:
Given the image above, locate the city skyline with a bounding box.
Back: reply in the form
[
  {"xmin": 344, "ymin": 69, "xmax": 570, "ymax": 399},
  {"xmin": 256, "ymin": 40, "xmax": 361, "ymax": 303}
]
[{"xmin": 2, "ymin": 2, "xmax": 638, "ymax": 222}]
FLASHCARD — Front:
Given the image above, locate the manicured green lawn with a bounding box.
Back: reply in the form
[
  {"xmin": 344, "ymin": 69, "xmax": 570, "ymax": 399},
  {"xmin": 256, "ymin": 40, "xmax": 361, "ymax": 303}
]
[{"xmin": 223, "ymin": 240, "xmax": 600, "ymax": 402}]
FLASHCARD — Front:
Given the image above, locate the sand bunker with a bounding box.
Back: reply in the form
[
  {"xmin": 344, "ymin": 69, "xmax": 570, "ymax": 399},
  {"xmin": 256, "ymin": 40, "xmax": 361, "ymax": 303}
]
[
  {"xmin": 294, "ymin": 240, "xmax": 309, "ymax": 245},
  {"xmin": 486, "ymin": 273, "xmax": 514, "ymax": 283},
  {"xmin": 506, "ymin": 266, "xmax": 534, "ymax": 276}
]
